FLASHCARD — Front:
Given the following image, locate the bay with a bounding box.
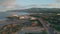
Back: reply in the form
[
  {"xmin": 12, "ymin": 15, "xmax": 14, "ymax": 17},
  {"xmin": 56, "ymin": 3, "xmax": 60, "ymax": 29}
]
[{"xmin": 0, "ymin": 12, "xmax": 28, "ymax": 20}]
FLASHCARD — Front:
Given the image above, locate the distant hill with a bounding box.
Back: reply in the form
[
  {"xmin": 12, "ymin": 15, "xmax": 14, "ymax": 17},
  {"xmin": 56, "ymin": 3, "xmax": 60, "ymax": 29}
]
[
  {"xmin": 0, "ymin": 8, "xmax": 60, "ymax": 20},
  {"xmin": 7, "ymin": 8, "xmax": 60, "ymax": 13}
]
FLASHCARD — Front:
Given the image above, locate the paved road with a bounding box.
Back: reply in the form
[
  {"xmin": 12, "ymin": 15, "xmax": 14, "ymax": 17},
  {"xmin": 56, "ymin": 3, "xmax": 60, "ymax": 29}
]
[{"xmin": 38, "ymin": 18, "xmax": 54, "ymax": 34}]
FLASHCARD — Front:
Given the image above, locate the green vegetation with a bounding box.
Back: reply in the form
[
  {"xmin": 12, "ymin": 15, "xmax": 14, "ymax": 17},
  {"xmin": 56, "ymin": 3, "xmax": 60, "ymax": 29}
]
[
  {"xmin": 54, "ymin": 26, "xmax": 60, "ymax": 32},
  {"xmin": 43, "ymin": 15, "xmax": 60, "ymax": 32},
  {"xmin": 41, "ymin": 30, "xmax": 48, "ymax": 34},
  {"xmin": 45, "ymin": 15, "xmax": 60, "ymax": 25}
]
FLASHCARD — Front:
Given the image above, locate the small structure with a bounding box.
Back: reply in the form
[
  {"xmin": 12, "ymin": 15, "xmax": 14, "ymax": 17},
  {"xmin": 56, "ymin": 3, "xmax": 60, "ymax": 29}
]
[
  {"xmin": 57, "ymin": 13, "xmax": 60, "ymax": 16},
  {"xmin": 19, "ymin": 16, "xmax": 25, "ymax": 20},
  {"xmin": 6, "ymin": 14, "xmax": 19, "ymax": 21},
  {"xmin": 30, "ymin": 17, "xmax": 37, "ymax": 20},
  {"xmin": 32, "ymin": 21, "xmax": 38, "ymax": 27},
  {"xmin": 19, "ymin": 15, "xmax": 30, "ymax": 20}
]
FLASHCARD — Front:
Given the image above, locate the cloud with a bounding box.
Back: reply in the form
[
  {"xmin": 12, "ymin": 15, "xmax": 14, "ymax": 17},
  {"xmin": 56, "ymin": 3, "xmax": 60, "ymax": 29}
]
[
  {"xmin": 47, "ymin": 3, "xmax": 60, "ymax": 8},
  {"xmin": 0, "ymin": 0, "xmax": 16, "ymax": 5},
  {"xmin": 0, "ymin": 0, "xmax": 60, "ymax": 12},
  {"xmin": 26, "ymin": 3, "xmax": 60, "ymax": 8},
  {"xmin": 0, "ymin": 0, "xmax": 16, "ymax": 12},
  {"xmin": 55, "ymin": 0, "xmax": 60, "ymax": 2}
]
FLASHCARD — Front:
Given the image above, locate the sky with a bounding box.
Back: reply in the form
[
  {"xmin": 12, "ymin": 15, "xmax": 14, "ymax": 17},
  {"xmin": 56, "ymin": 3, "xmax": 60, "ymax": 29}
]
[{"xmin": 0, "ymin": 0, "xmax": 60, "ymax": 12}]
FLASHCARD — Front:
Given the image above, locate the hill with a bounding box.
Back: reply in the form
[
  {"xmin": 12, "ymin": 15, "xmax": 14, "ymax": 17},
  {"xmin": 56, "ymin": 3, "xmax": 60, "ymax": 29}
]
[{"xmin": 7, "ymin": 8, "xmax": 60, "ymax": 13}]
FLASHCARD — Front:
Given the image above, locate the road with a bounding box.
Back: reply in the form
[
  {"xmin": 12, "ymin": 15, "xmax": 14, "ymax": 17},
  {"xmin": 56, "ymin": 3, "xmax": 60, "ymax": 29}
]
[{"xmin": 38, "ymin": 18, "xmax": 54, "ymax": 34}]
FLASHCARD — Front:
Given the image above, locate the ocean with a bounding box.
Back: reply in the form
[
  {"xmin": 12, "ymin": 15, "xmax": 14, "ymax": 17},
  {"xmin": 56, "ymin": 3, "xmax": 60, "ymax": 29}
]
[
  {"xmin": 0, "ymin": 12, "xmax": 28, "ymax": 28},
  {"xmin": 0, "ymin": 12, "xmax": 28, "ymax": 20}
]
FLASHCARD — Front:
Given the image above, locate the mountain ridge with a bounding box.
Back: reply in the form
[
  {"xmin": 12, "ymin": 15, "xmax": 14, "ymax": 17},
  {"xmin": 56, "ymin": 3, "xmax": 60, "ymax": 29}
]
[{"xmin": 7, "ymin": 8, "xmax": 60, "ymax": 13}]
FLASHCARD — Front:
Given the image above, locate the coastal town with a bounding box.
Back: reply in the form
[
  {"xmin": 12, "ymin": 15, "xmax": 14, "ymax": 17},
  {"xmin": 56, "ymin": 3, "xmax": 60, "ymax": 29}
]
[
  {"xmin": 0, "ymin": 0, "xmax": 60, "ymax": 34},
  {"xmin": 0, "ymin": 13, "xmax": 60, "ymax": 34}
]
